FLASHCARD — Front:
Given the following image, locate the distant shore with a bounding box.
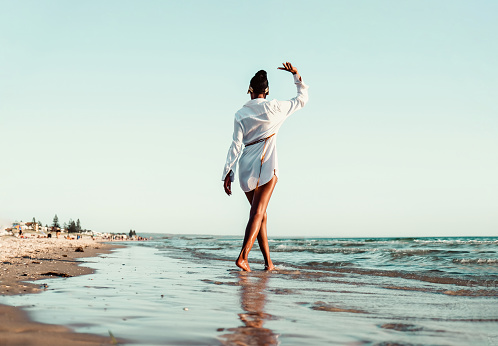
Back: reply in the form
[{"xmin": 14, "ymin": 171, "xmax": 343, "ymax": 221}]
[{"xmin": 0, "ymin": 236, "xmax": 127, "ymax": 344}]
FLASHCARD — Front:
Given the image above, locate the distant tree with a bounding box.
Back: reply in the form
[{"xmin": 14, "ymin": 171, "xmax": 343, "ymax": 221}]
[
  {"xmin": 76, "ymin": 219, "xmax": 81, "ymax": 232},
  {"xmin": 129, "ymin": 230, "xmax": 133, "ymax": 238},
  {"xmin": 52, "ymin": 214, "xmax": 60, "ymax": 228},
  {"xmin": 67, "ymin": 219, "xmax": 77, "ymax": 233},
  {"xmin": 32, "ymin": 217, "xmax": 36, "ymax": 223},
  {"xmin": 38, "ymin": 221, "xmax": 42, "ymax": 227}
]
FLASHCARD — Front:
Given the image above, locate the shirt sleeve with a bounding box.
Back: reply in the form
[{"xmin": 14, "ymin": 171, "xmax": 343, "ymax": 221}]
[
  {"xmin": 276, "ymin": 74, "xmax": 309, "ymax": 116},
  {"xmin": 221, "ymin": 118, "xmax": 244, "ymax": 182}
]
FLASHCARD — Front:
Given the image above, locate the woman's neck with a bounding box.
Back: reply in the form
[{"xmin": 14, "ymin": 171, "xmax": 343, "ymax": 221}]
[{"xmin": 250, "ymin": 93, "xmax": 267, "ymax": 100}]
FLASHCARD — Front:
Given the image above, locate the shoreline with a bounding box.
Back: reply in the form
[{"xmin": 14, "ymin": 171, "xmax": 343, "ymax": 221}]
[
  {"xmin": 0, "ymin": 236, "xmax": 127, "ymax": 344},
  {"xmin": 1, "ymin": 234, "xmax": 496, "ymax": 345}
]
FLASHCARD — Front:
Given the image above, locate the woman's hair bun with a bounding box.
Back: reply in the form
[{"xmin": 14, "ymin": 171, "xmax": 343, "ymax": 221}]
[
  {"xmin": 249, "ymin": 69, "xmax": 269, "ymax": 94},
  {"xmin": 256, "ymin": 70, "xmax": 267, "ymax": 79}
]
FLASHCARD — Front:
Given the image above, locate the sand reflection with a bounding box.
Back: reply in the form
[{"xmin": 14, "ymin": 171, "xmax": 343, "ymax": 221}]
[{"xmin": 219, "ymin": 272, "xmax": 278, "ymax": 345}]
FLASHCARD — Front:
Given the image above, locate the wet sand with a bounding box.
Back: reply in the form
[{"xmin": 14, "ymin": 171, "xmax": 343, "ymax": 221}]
[
  {"xmin": 0, "ymin": 236, "xmax": 125, "ymax": 345},
  {"xmin": 0, "ymin": 303, "xmax": 122, "ymax": 346},
  {"xmin": 1, "ymin": 236, "xmax": 496, "ymax": 345}
]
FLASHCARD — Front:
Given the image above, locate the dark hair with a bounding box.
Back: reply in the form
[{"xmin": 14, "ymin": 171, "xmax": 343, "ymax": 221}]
[{"xmin": 249, "ymin": 70, "xmax": 269, "ymax": 94}]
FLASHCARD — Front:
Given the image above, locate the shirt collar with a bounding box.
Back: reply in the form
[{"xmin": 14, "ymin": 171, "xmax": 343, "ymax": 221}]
[{"xmin": 244, "ymin": 98, "xmax": 268, "ymax": 106}]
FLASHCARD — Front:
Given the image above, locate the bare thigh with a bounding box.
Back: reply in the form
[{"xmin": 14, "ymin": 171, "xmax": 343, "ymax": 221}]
[
  {"xmin": 245, "ymin": 190, "xmax": 255, "ymax": 205},
  {"xmin": 244, "ymin": 176, "xmax": 277, "ymax": 212}
]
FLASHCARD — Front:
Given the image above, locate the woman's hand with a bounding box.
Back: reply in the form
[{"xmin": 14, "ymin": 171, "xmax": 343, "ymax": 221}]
[
  {"xmin": 224, "ymin": 172, "xmax": 232, "ymax": 196},
  {"xmin": 278, "ymin": 62, "xmax": 298, "ymax": 74},
  {"xmin": 278, "ymin": 62, "xmax": 301, "ymax": 81}
]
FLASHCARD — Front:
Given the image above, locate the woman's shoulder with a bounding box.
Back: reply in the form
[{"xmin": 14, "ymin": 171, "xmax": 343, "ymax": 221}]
[
  {"xmin": 265, "ymin": 99, "xmax": 282, "ymax": 113},
  {"xmin": 234, "ymin": 99, "xmax": 283, "ymax": 121}
]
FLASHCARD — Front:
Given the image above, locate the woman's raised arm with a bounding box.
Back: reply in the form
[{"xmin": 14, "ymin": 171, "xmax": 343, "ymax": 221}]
[{"xmin": 276, "ymin": 62, "xmax": 309, "ymax": 116}]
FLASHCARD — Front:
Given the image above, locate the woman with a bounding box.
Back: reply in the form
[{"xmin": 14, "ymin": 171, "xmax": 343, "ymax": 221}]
[{"xmin": 222, "ymin": 62, "xmax": 309, "ymax": 271}]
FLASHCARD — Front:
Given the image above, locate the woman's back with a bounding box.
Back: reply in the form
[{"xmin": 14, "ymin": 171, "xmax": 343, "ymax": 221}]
[{"xmin": 235, "ymin": 74, "xmax": 309, "ymax": 146}]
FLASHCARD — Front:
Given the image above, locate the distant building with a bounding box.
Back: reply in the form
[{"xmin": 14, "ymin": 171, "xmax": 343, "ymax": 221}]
[{"xmin": 25, "ymin": 222, "xmax": 39, "ymax": 231}]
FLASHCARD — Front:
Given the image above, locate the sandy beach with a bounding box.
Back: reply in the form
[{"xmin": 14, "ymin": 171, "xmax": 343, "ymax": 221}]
[
  {"xmin": 0, "ymin": 236, "xmax": 125, "ymax": 345},
  {"xmin": 0, "ymin": 235, "xmax": 496, "ymax": 345}
]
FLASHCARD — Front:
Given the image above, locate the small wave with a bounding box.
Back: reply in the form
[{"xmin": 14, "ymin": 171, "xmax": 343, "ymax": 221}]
[
  {"xmin": 387, "ymin": 249, "xmax": 471, "ymax": 260},
  {"xmin": 272, "ymin": 245, "xmax": 366, "ymax": 254},
  {"xmin": 389, "ymin": 249, "xmax": 441, "ymax": 255},
  {"xmin": 392, "ymin": 238, "xmax": 418, "ymax": 242},
  {"xmin": 303, "ymin": 261, "xmax": 354, "ymax": 268},
  {"xmin": 414, "ymin": 239, "xmax": 498, "ymax": 245},
  {"xmin": 452, "ymin": 258, "xmax": 498, "ymax": 264}
]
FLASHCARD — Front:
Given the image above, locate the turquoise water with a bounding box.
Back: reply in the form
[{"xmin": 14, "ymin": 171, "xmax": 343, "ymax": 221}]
[{"xmin": 1, "ymin": 235, "xmax": 497, "ymax": 345}]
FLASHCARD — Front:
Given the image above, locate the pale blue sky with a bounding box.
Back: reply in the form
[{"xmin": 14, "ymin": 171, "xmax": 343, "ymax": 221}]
[{"xmin": 1, "ymin": 1, "xmax": 497, "ymax": 237}]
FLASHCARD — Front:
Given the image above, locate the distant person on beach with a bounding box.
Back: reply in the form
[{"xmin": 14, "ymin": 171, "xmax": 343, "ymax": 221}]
[{"xmin": 222, "ymin": 62, "xmax": 309, "ymax": 271}]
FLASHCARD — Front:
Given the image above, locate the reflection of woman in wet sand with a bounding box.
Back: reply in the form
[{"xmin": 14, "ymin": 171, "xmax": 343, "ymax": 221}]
[
  {"xmin": 219, "ymin": 273, "xmax": 278, "ymax": 345},
  {"xmin": 222, "ymin": 62, "xmax": 309, "ymax": 272}
]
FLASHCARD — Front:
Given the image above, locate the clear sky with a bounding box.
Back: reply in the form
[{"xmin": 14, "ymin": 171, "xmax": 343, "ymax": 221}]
[{"xmin": 1, "ymin": 1, "xmax": 497, "ymax": 237}]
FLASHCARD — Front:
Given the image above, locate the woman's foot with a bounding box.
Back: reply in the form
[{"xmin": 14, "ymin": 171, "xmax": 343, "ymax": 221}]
[
  {"xmin": 236, "ymin": 258, "xmax": 251, "ymax": 272},
  {"xmin": 264, "ymin": 263, "xmax": 275, "ymax": 271}
]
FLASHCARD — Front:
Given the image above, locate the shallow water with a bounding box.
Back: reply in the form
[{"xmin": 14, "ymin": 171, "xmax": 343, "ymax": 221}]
[{"xmin": 1, "ymin": 235, "xmax": 497, "ymax": 345}]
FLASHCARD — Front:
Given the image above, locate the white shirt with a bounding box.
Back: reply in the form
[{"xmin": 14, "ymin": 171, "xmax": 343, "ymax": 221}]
[{"xmin": 222, "ymin": 74, "xmax": 309, "ymax": 192}]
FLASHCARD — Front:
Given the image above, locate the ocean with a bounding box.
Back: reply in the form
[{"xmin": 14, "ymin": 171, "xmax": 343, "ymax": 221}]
[{"xmin": 2, "ymin": 235, "xmax": 497, "ymax": 345}]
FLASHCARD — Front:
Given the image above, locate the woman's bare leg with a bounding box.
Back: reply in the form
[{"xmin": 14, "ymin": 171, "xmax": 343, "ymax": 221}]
[
  {"xmin": 257, "ymin": 215, "xmax": 274, "ymax": 270},
  {"xmin": 236, "ymin": 176, "xmax": 277, "ymax": 271},
  {"xmin": 244, "ymin": 193, "xmax": 274, "ymax": 271}
]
